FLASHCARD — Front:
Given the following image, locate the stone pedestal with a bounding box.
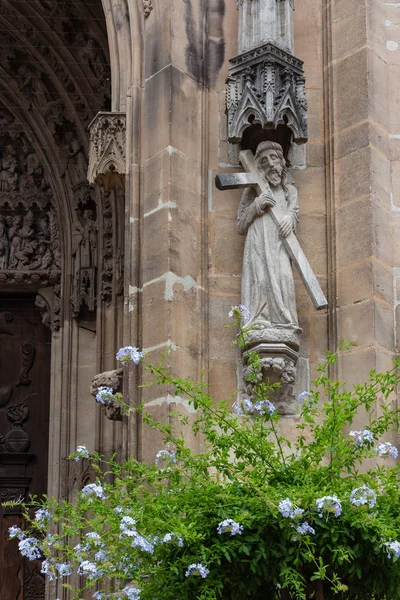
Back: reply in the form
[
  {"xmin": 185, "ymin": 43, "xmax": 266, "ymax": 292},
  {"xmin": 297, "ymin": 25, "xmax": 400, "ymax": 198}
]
[{"xmin": 243, "ymin": 343, "xmax": 298, "ymax": 414}]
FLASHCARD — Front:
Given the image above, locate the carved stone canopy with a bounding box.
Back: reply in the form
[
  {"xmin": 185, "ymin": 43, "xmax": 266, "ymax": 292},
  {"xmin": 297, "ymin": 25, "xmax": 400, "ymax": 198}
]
[
  {"xmin": 88, "ymin": 112, "xmax": 126, "ymax": 192},
  {"xmin": 226, "ymin": 43, "xmax": 308, "ymax": 145}
]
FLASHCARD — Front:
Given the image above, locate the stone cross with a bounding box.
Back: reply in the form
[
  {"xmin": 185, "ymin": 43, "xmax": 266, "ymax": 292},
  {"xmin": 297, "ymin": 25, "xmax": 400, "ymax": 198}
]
[{"xmin": 215, "ymin": 149, "xmax": 327, "ymax": 310}]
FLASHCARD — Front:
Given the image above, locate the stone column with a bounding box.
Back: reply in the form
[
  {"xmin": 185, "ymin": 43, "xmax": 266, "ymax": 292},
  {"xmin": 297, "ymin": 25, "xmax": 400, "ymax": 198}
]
[
  {"xmin": 324, "ymin": 0, "xmax": 394, "ymax": 386},
  {"xmin": 132, "ymin": 0, "xmax": 210, "ymax": 460},
  {"xmin": 238, "ymin": 0, "xmax": 295, "ymax": 54}
]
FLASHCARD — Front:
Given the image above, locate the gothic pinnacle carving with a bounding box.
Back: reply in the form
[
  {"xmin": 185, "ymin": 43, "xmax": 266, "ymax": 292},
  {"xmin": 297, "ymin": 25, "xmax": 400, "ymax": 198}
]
[{"xmin": 88, "ymin": 112, "xmax": 126, "ymax": 192}]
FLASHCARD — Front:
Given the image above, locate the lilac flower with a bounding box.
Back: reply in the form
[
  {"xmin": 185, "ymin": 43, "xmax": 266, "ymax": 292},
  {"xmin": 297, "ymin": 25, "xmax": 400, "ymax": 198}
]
[
  {"xmin": 95, "ymin": 549, "xmax": 108, "ymax": 562},
  {"xmin": 278, "ymin": 498, "xmax": 304, "ymax": 519},
  {"xmin": 81, "ymin": 483, "xmax": 105, "ymax": 500},
  {"xmin": 56, "ymin": 562, "xmax": 73, "ymax": 577},
  {"xmin": 18, "ymin": 537, "xmax": 42, "ymax": 561},
  {"xmin": 78, "ymin": 560, "xmax": 102, "ymax": 577},
  {"xmin": 93, "ymin": 593, "xmax": 105, "ymax": 600},
  {"xmin": 316, "ymin": 495, "xmax": 342, "ymax": 518},
  {"xmin": 114, "ymin": 505, "xmax": 123, "ymax": 514},
  {"xmin": 34, "ymin": 508, "xmax": 51, "ymax": 527},
  {"xmin": 185, "ymin": 563, "xmax": 210, "ymax": 578},
  {"xmin": 233, "ymin": 398, "xmax": 275, "ymax": 417},
  {"xmin": 296, "ymin": 522, "xmax": 315, "ymax": 535},
  {"xmin": 385, "ymin": 540, "xmax": 400, "ymax": 559},
  {"xmin": 298, "ymin": 391, "xmax": 312, "ymax": 403},
  {"xmin": 155, "ymin": 449, "xmax": 177, "ymax": 464},
  {"xmin": 75, "ymin": 445, "xmax": 90, "ymax": 460},
  {"xmin": 131, "ymin": 534, "xmax": 154, "ymax": 554},
  {"xmin": 124, "ymin": 586, "xmax": 141, "ymax": 600},
  {"xmin": 86, "ymin": 532, "xmax": 102, "ymax": 545},
  {"xmin": 350, "ymin": 486, "xmax": 377, "ymax": 508},
  {"xmin": 228, "ymin": 304, "xmax": 250, "ymax": 322},
  {"xmin": 349, "ymin": 429, "xmax": 374, "ymax": 445},
  {"xmin": 162, "ymin": 533, "xmax": 184, "ymax": 546},
  {"xmin": 8, "ymin": 525, "xmax": 26, "ymax": 540},
  {"xmin": 376, "ymin": 442, "xmax": 398, "ymax": 459},
  {"xmin": 116, "ymin": 346, "xmax": 144, "ymax": 365},
  {"xmin": 95, "ymin": 386, "xmax": 114, "ymax": 405},
  {"xmin": 41, "ymin": 558, "xmax": 55, "ymax": 581},
  {"xmin": 217, "ymin": 519, "xmax": 243, "ymax": 536},
  {"xmin": 120, "ymin": 516, "xmax": 137, "ymax": 537}
]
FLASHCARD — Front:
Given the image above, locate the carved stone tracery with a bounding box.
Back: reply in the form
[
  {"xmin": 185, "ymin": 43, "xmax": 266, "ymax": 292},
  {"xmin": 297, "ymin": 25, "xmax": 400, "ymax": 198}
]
[
  {"xmin": 0, "ymin": 111, "xmax": 62, "ymax": 329},
  {"xmin": 88, "ymin": 112, "xmax": 126, "ymax": 192},
  {"xmin": 226, "ymin": 44, "xmax": 308, "ymax": 145}
]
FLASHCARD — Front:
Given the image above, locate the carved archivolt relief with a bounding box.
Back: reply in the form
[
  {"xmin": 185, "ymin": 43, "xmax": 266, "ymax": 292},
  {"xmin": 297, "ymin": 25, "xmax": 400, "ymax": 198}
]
[{"xmin": 0, "ymin": 110, "xmax": 62, "ymax": 327}]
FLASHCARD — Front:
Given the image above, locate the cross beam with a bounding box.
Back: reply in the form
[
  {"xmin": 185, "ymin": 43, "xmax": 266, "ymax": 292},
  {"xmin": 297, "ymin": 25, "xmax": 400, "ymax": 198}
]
[{"xmin": 215, "ymin": 149, "xmax": 328, "ymax": 310}]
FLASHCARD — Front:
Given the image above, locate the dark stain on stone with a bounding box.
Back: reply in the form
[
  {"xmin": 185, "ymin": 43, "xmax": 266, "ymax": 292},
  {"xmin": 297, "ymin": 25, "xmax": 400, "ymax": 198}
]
[{"xmin": 184, "ymin": 0, "xmax": 225, "ymax": 88}]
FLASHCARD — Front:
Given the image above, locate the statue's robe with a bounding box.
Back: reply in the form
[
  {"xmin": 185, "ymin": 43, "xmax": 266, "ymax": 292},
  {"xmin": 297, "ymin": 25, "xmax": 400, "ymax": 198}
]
[{"xmin": 237, "ymin": 183, "xmax": 300, "ymax": 334}]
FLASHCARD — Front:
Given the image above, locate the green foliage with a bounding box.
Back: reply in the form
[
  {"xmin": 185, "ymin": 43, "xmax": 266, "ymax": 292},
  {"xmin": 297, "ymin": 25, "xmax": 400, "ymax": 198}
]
[{"xmin": 10, "ymin": 317, "xmax": 400, "ymax": 600}]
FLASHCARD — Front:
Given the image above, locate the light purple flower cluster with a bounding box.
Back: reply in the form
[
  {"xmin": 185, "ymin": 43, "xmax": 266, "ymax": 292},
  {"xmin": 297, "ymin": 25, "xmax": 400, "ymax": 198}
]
[
  {"xmin": 350, "ymin": 486, "xmax": 377, "ymax": 509},
  {"xmin": 9, "ymin": 525, "xmax": 26, "ymax": 540},
  {"xmin": 296, "ymin": 522, "xmax": 315, "ymax": 535},
  {"xmin": 18, "ymin": 537, "xmax": 42, "ymax": 561},
  {"xmin": 155, "ymin": 449, "xmax": 177, "ymax": 464},
  {"xmin": 86, "ymin": 532, "xmax": 102, "ymax": 546},
  {"xmin": 385, "ymin": 540, "xmax": 400, "ymax": 560},
  {"xmin": 124, "ymin": 586, "xmax": 141, "ymax": 600},
  {"xmin": 162, "ymin": 533, "xmax": 184, "ymax": 547},
  {"xmin": 81, "ymin": 483, "xmax": 106, "ymax": 501},
  {"xmin": 95, "ymin": 386, "xmax": 115, "ymax": 405},
  {"xmin": 78, "ymin": 560, "xmax": 103, "ymax": 577},
  {"xmin": 116, "ymin": 346, "xmax": 144, "ymax": 365},
  {"xmin": 56, "ymin": 562, "xmax": 73, "ymax": 577},
  {"xmin": 233, "ymin": 398, "xmax": 275, "ymax": 417},
  {"xmin": 349, "ymin": 429, "xmax": 374, "ymax": 445},
  {"xmin": 119, "ymin": 515, "xmax": 154, "ymax": 553},
  {"xmin": 228, "ymin": 304, "xmax": 250, "ymax": 322},
  {"xmin": 75, "ymin": 445, "xmax": 90, "ymax": 460},
  {"xmin": 278, "ymin": 498, "xmax": 304, "ymax": 519},
  {"xmin": 316, "ymin": 495, "xmax": 342, "ymax": 518},
  {"xmin": 185, "ymin": 563, "xmax": 210, "ymax": 578},
  {"xmin": 298, "ymin": 391, "xmax": 312, "ymax": 403},
  {"xmin": 217, "ymin": 519, "xmax": 243, "ymax": 536},
  {"xmin": 35, "ymin": 508, "xmax": 51, "ymax": 527},
  {"xmin": 376, "ymin": 442, "xmax": 398, "ymax": 459}
]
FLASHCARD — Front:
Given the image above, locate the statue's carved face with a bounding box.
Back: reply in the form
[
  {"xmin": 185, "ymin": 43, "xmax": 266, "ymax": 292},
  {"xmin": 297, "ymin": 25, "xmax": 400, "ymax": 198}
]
[{"xmin": 258, "ymin": 149, "xmax": 283, "ymax": 187}]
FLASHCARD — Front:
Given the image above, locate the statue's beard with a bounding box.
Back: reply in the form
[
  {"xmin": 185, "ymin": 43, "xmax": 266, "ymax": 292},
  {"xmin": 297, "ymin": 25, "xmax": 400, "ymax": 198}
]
[{"xmin": 264, "ymin": 169, "xmax": 282, "ymax": 187}]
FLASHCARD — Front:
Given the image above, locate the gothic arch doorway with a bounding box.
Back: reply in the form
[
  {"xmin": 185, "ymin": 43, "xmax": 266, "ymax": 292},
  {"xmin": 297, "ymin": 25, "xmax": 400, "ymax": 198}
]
[{"xmin": 0, "ymin": 1, "xmax": 125, "ymax": 596}]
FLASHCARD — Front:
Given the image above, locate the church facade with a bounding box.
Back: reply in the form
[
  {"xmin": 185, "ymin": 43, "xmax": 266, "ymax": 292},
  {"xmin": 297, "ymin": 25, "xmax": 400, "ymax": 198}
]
[{"xmin": 0, "ymin": 0, "xmax": 399, "ymax": 597}]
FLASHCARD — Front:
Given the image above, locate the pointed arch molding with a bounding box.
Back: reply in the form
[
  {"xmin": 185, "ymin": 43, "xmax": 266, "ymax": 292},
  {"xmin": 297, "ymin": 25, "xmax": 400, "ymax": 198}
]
[{"xmin": 226, "ymin": 43, "xmax": 308, "ymax": 144}]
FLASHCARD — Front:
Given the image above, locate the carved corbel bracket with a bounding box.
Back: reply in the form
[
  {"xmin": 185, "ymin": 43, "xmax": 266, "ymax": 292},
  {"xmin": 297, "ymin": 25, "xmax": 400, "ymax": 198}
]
[
  {"xmin": 243, "ymin": 342, "xmax": 299, "ymax": 415},
  {"xmin": 90, "ymin": 368, "xmax": 124, "ymax": 421},
  {"xmin": 88, "ymin": 112, "xmax": 126, "ymax": 193},
  {"xmin": 226, "ymin": 43, "xmax": 308, "ymax": 146}
]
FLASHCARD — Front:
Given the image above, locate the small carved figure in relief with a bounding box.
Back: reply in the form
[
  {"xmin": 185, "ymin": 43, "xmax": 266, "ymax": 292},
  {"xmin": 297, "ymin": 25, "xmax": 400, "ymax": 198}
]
[
  {"xmin": 72, "ymin": 208, "xmax": 98, "ymax": 270},
  {"xmin": 14, "ymin": 210, "xmax": 37, "ymax": 267},
  {"xmin": 0, "ymin": 145, "xmax": 18, "ymax": 191},
  {"xmin": 0, "ymin": 215, "xmax": 9, "ymax": 269},
  {"xmin": 143, "ymin": 0, "xmax": 153, "ymax": 18},
  {"xmin": 238, "ymin": 141, "xmax": 300, "ymax": 339},
  {"xmin": 8, "ymin": 215, "xmax": 23, "ymax": 268}
]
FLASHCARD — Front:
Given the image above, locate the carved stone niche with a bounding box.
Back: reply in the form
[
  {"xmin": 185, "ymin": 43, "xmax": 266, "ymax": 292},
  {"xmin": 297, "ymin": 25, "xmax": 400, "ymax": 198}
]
[
  {"xmin": 88, "ymin": 112, "xmax": 126, "ymax": 193},
  {"xmin": 226, "ymin": 43, "xmax": 308, "ymax": 146},
  {"xmin": 90, "ymin": 368, "xmax": 123, "ymax": 421}
]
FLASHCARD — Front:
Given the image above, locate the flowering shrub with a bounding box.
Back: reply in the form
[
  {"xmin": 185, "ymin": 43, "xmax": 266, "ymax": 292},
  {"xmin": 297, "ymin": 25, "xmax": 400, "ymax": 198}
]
[{"xmin": 7, "ymin": 313, "xmax": 400, "ymax": 600}]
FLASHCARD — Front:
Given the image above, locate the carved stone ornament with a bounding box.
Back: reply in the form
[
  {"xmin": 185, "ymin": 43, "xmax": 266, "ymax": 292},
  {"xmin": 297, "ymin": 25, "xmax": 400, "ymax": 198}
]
[
  {"xmin": 143, "ymin": 0, "xmax": 154, "ymax": 18},
  {"xmin": 88, "ymin": 112, "xmax": 126, "ymax": 192},
  {"xmin": 226, "ymin": 43, "xmax": 308, "ymax": 144},
  {"xmin": 90, "ymin": 368, "xmax": 123, "ymax": 421},
  {"xmin": 0, "ymin": 111, "xmax": 62, "ymax": 328},
  {"xmin": 70, "ymin": 183, "xmax": 98, "ymax": 317}
]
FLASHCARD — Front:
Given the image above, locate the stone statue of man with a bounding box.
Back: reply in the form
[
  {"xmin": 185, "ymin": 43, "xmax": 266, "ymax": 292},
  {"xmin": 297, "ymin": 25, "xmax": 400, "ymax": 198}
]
[{"xmin": 237, "ymin": 141, "xmax": 301, "ymax": 348}]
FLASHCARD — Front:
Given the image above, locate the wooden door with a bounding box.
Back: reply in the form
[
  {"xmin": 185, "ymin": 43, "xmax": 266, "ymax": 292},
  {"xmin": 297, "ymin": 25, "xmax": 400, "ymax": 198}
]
[{"xmin": 0, "ymin": 295, "xmax": 51, "ymax": 600}]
